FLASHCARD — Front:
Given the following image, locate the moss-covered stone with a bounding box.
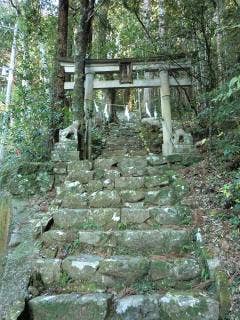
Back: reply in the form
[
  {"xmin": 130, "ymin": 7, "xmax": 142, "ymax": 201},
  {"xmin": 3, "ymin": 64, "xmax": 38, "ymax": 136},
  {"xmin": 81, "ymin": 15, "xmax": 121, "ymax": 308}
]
[
  {"xmin": 214, "ymin": 270, "xmax": 231, "ymax": 319},
  {"xmin": 121, "ymin": 208, "xmax": 150, "ymax": 225},
  {"xmin": 159, "ymin": 292, "xmax": 219, "ymax": 320},
  {"xmin": 120, "ymin": 190, "xmax": 145, "ymax": 203},
  {"xmin": 144, "ymin": 188, "xmax": 177, "ymax": 206},
  {"xmin": 115, "ymin": 177, "xmax": 145, "ymax": 190},
  {"xmin": 89, "ymin": 190, "xmax": 121, "ymax": 208},
  {"xmin": 62, "ymin": 255, "xmax": 102, "ymax": 281},
  {"xmin": 149, "ymin": 258, "xmax": 201, "ymax": 283},
  {"xmin": 149, "ymin": 205, "xmax": 192, "ymax": 225},
  {"xmin": 61, "ymin": 192, "xmax": 88, "ymax": 209},
  {"xmin": 34, "ymin": 258, "xmax": 61, "ymax": 286},
  {"xmin": 28, "ymin": 293, "xmax": 112, "ymax": 320},
  {"xmin": 144, "ymin": 175, "xmax": 170, "ymax": 189},
  {"xmin": 98, "ymin": 255, "xmax": 149, "ymax": 284}
]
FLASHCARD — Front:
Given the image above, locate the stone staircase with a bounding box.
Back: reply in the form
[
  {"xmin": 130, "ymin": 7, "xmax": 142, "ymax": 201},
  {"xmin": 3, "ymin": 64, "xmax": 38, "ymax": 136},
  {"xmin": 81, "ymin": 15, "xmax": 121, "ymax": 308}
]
[{"xmin": 27, "ymin": 121, "xmax": 220, "ymax": 319}]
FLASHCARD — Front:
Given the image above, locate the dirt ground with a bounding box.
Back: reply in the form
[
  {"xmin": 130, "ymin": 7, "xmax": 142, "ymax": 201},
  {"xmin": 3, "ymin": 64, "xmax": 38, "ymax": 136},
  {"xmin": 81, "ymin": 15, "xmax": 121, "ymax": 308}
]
[{"xmin": 181, "ymin": 156, "xmax": 240, "ymax": 320}]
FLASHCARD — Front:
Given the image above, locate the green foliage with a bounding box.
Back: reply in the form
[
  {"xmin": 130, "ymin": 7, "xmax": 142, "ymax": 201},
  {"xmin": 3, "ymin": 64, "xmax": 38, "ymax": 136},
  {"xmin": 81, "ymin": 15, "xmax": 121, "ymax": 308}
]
[
  {"xmin": 91, "ymin": 127, "xmax": 105, "ymax": 157},
  {"xmin": 59, "ymin": 271, "xmax": 70, "ymax": 287},
  {"xmin": 221, "ymin": 174, "xmax": 240, "ymax": 212},
  {"xmin": 132, "ymin": 279, "xmax": 157, "ymax": 294}
]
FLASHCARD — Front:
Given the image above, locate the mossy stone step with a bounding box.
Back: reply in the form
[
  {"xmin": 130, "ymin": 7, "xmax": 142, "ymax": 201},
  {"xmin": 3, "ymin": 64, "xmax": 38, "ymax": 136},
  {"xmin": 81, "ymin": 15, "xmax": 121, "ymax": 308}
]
[
  {"xmin": 28, "ymin": 292, "xmax": 219, "ymax": 320},
  {"xmin": 34, "ymin": 255, "xmax": 201, "ymax": 291},
  {"xmin": 114, "ymin": 293, "xmax": 219, "ymax": 320},
  {"xmin": 52, "ymin": 205, "xmax": 191, "ymax": 230},
  {"xmin": 28, "ymin": 293, "xmax": 111, "ymax": 320},
  {"xmin": 77, "ymin": 229, "xmax": 192, "ymax": 255}
]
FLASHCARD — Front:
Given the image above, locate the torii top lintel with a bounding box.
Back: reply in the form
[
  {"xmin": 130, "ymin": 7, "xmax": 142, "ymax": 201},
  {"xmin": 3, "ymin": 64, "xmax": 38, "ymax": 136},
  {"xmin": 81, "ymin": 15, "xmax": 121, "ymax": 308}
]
[{"xmin": 59, "ymin": 56, "xmax": 192, "ymax": 90}]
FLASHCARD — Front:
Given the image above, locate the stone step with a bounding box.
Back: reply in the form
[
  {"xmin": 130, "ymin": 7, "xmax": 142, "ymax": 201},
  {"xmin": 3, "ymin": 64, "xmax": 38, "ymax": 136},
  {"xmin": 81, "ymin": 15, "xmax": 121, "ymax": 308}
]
[
  {"xmin": 58, "ymin": 188, "xmax": 180, "ymax": 209},
  {"xmin": 28, "ymin": 292, "xmax": 219, "ymax": 320},
  {"xmin": 41, "ymin": 228, "xmax": 192, "ymax": 257},
  {"xmin": 28, "ymin": 293, "xmax": 111, "ymax": 320},
  {"xmin": 76, "ymin": 229, "xmax": 192, "ymax": 256},
  {"xmin": 51, "ymin": 150, "xmax": 79, "ymax": 162},
  {"xmin": 34, "ymin": 255, "xmax": 201, "ymax": 292},
  {"xmin": 54, "ymin": 141, "xmax": 77, "ymax": 151},
  {"xmin": 52, "ymin": 205, "xmax": 191, "ymax": 230}
]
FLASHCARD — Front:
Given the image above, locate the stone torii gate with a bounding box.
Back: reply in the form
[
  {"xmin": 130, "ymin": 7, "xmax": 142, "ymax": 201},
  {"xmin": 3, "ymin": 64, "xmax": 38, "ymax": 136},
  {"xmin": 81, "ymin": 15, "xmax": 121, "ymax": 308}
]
[{"xmin": 60, "ymin": 57, "xmax": 191, "ymax": 156}]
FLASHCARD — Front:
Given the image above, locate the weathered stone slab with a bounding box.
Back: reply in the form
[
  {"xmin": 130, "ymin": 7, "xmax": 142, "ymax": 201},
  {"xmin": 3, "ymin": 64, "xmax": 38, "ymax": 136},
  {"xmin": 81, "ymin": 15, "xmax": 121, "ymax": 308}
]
[
  {"xmin": 41, "ymin": 230, "xmax": 75, "ymax": 247},
  {"xmin": 159, "ymin": 292, "xmax": 219, "ymax": 320},
  {"xmin": 89, "ymin": 190, "xmax": 121, "ymax": 208},
  {"xmin": 51, "ymin": 150, "xmax": 79, "ymax": 162},
  {"xmin": 98, "ymin": 256, "xmax": 149, "ymax": 283},
  {"xmin": 53, "ymin": 209, "xmax": 89, "ymax": 229},
  {"xmin": 145, "ymin": 188, "xmax": 176, "ymax": 206},
  {"xmin": 114, "ymin": 293, "xmax": 219, "ymax": 320},
  {"xmin": 121, "ymin": 208, "xmax": 150, "ymax": 225},
  {"xmin": 118, "ymin": 157, "xmax": 147, "ymax": 176},
  {"xmin": 120, "ymin": 190, "xmax": 145, "ymax": 203},
  {"xmin": 68, "ymin": 160, "xmax": 92, "ymax": 172},
  {"xmin": 114, "ymin": 294, "xmax": 161, "ymax": 320},
  {"xmin": 34, "ymin": 258, "xmax": 61, "ymax": 286},
  {"xmin": 104, "ymin": 169, "xmax": 121, "ymax": 180},
  {"xmin": 78, "ymin": 229, "xmax": 191, "ymax": 255},
  {"xmin": 94, "ymin": 157, "xmax": 119, "ymax": 170},
  {"xmin": 62, "ymin": 255, "xmax": 102, "ymax": 281},
  {"xmin": 144, "ymin": 175, "xmax": 170, "ymax": 189},
  {"xmin": 116, "ymin": 229, "xmax": 191, "ymax": 255},
  {"xmin": 68, "ymin": 170, "xmax": 94, "ymax": 184},
  {"xmin": 90, "ymin": 208, "xmax": 121, "ymax": 226},
  {"xmin": 61, "ymin": 193, "xmax": 88, "ymax": 209},
  {"xmin": 147, "ymin": 154, "xmax": 167, "ymax": 166},
  {"xmin": 56, "ymin": 181, "xmax": 85, "ymax": 198},
  {"xmin": 28, "ymin": 293, "xmax": 112, "ymax": 320},
  {"xmin": 149, "ymin": 205, "xmax": 191, "ymax": 225},
  {"xmin": 87, "ymin": 180, "xmax": 103, "ymax": 193},
  {"xmin": 115, "ymin": 177, "xmax": 144, "ymax": 190},
  {"xmin": 149, "ymin": 258, "xmax": 201, "ymax": 282},
  {"xmin": 78, "ymin": 231, "xmax": 109, "ymax": 246},
  {"xmin": 54, "ymin": 208, "xmax": 120, "ymax": 229},
  {"xmin": 54, "ymin": 141, "xmax": 77, "ymax": 152}
]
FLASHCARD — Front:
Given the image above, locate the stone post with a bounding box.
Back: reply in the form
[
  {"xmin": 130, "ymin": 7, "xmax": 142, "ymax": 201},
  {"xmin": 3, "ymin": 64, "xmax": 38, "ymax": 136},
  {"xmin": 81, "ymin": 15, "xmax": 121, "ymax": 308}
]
[
  {"xmin": 84, "ymin": 72, "xmax": 94, "ymax": 159},
  {"xmin": 160, "ymin": 70, "xmax": 173, "ymax": 156},
  {"xmin": 0, "ymin": 192, "xmax": 11, "ymax": 254}
]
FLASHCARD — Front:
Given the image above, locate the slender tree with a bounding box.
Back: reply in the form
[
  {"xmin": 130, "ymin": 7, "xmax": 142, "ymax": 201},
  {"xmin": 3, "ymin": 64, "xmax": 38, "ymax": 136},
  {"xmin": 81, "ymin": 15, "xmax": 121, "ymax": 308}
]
[
  {"xmin": 72, "ymin": 0, "xmax": 95, "ymax": 158},
  {"xmin": 51, "ymin": 0, "xmax": 69, "ymax": 143}
]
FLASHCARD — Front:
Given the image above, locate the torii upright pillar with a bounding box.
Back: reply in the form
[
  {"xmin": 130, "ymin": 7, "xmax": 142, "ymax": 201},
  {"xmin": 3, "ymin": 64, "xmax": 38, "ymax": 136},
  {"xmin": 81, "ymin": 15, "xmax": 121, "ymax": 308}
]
[
  {"xmin": 160, "ymin": 70, "xmax": 174, "ymax": 156},
  {"xmin": 84, "ymin": 72, "xmax": 94, "ymax": 159}
]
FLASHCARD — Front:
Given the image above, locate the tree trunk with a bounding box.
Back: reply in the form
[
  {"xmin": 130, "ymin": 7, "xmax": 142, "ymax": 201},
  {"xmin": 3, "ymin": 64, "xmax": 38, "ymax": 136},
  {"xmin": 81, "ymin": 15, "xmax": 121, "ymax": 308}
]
[
  {"xmin": 51, "ymin": 0, "xmax": 69, "ymax": 143},
  {"xmin": 158, "ymin": 0, "xmax": 165, "ymax": 39},
  {"xmin": 142, "ymin": 0, "xmax": 153, "ymax": 115},
  {"xmin": 72, "ymin": 0, "xmax": 95, "ymax": 159},
  {"xmin": 214, "ymin": 0, "xmax": 225, "ymax": 84}
]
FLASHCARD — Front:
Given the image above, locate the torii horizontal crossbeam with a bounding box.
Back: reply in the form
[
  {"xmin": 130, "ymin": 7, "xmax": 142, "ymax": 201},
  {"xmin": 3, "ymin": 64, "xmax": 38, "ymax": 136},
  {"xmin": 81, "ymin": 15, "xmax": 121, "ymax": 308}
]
[
  {"xmin": 64, "ymin": 77, "xmax": 191, "ymax": 90},
  {"xmin": 60, "ymin": 56, "xmax": 191, "ymax": 74}
]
